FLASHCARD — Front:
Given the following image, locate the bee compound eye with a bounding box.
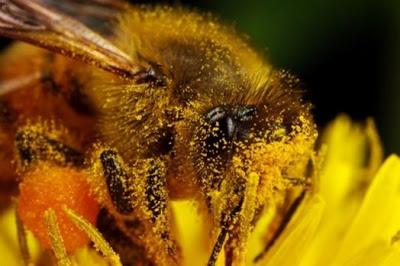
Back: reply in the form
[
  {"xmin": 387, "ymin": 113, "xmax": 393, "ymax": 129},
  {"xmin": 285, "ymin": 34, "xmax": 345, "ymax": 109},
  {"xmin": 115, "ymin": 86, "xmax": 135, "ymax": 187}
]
[
  {"xmin": 204, "ymin": 104, "xmax": 257, "ymax": 141},
  {"xmin": 204, "ymin": 105, "xmax": 236, "ymax": 140},
  {"xmin": 234, "ymin": 104, "xmax": 257, "ymax": 122},
  {"xmin": 205, "ymin": 106, "xmax": 227, "ymax": 124}
]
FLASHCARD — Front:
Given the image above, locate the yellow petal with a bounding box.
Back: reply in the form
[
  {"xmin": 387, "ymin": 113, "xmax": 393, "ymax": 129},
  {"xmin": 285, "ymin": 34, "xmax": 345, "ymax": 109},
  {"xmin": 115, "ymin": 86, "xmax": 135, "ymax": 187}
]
[
  {"xmin": 319, "ymin": 115, "xmax": 381, "ymax": 209},
  {"xmin": 302, "ymin": 115, "xmax": 383, "ymax": 266},
  {"xmin": 246, "ymin": 206, "xmax": 275, "ymax": 263},
  {"xmin": 340, "ymin": 240, "xmax": 392, "ymax": 266},
  {"xmin": 380, "ymin": 245, "xmax": 400, "ymax": 266},
  {"xmin": 260, "ymin": 195, "xmax": 325, "ymax": 266},
  {"xmin": 334, "ymin": 155, "xmax": 400, "ymax": 264},
  {"xmin": 172, "ymin": 200, "xmax": 212, "ymax": 266},
  {"xmin": 0, "ymin": 208, "xmax": 24, "ymax": 266},
  {"xmin": 0, "ymin": 207, "xmax": 40, "ymax": 266},
  {"xmin": 338, "ymin": 240, "xmax": 400, "ymax": 266},
  {"xmin": 71, "ymin": 247, "xmax": 109, "ymax": 266}
]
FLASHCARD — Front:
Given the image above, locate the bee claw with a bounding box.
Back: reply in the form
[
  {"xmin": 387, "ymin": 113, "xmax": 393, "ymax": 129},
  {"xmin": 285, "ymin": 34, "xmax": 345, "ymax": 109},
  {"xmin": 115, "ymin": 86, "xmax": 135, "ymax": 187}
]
[
  {"xmin": 93, "ymin": 147, "xmax": 180, "ymax": 265},
  {"xmin": 42, "ymin": 206, "xmax": 122, "ymax": 266}
]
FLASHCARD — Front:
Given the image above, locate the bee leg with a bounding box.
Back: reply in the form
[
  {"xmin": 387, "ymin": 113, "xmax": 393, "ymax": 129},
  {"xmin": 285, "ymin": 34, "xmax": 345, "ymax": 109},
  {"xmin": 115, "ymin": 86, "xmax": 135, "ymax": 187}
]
[
  {"xmin": 145, "ymin": 159, "xmax": 168, "ymax": 222},
  {"xmin": 96, "ymin": 208, "xmax": 151, "ymax": 266},
  {"xmin": 142, "ymin": 158, "xmax": 180, "ymax": 263},
  {"xmin": 15, "ymin": 126, "xmax": 84, "ymax": 169},
  {"xmin": 207, "ymin": 175, "xmax": 247, "ymax": 266},
  {"xmin": 252, "ymin": 190, "xmax": 306, "ymax": 262},
  {"xmin": 99, "ymin": 150, "xmax": 135, "ymax": 214},
  {"xmin": 207, "ymin": 202, "xmax": 243, "ymax": 266},
  {"xmin": 208, "ymin": 172, "xmax": 262, "ymax": 266},
  {"xmin": 97, "ymin": 150, "xmax": 180, "ymax": 265}
]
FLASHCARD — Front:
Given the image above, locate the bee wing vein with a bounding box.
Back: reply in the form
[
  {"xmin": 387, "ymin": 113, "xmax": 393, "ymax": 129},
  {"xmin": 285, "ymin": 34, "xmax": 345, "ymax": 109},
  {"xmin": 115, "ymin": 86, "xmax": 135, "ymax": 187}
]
[{"xmin": 0, "ymin": 0, "xmax": 142, "ymax": 77}]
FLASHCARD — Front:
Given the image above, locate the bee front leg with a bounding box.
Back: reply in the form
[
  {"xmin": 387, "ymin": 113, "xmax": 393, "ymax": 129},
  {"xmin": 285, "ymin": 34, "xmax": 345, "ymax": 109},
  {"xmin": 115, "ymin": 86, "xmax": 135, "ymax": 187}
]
[
  {"xmin": 144, "ymin": 158, "xmax": 181, "ymax": 262},
  {"xmin": 207, "ymin": 175, "xmax": 246, "ymax": 266},
  {"xmin": 95, "ymin": 149, "xmax": 180, "ymax": 266},
  {"xmin": 208, "ymin": 172, "xmax": 260, "ymax": 266},
  {"xmin": 208, "ymin": 200, "xmax": 243, "ymax": 266}
]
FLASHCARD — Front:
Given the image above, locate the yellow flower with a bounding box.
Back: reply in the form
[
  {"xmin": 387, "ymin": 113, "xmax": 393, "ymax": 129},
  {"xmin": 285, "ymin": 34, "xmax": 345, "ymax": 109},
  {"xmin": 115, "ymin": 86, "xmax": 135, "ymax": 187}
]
[{"xmin": 1, "ymin": 115, "xmax": 400, "ymax": 266}]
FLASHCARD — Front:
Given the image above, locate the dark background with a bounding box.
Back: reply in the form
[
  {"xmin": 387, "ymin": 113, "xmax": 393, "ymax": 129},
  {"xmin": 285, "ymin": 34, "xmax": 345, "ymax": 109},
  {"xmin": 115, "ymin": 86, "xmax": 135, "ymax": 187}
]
[{"xmin": 1, "ymin": 0, "xmax": 399, "ymax": 154}]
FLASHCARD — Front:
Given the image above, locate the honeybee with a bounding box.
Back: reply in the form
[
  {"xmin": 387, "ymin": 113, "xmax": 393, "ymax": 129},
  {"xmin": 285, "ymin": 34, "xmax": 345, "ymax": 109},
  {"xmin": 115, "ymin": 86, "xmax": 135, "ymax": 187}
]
[{"xmin": 0, "ymin": 0, "xmax": 317, "ymax": 265}]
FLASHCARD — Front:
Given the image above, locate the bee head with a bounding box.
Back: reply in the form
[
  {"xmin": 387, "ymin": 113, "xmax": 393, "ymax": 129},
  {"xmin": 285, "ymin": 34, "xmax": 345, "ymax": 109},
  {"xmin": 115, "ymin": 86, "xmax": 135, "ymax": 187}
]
[
  {"xmin": 204, "ymin": 104, "xmax": 257, "ymax": 144},
  {"xmin": 191, "ymin": 92, "xmax": 316, "ymax": 195}
]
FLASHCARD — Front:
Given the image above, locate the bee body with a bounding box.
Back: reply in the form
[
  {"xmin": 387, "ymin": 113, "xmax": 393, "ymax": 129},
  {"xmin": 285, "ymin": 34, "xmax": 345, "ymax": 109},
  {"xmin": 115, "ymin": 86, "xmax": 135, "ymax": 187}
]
[{"xmin": 0, "ymin": 2, "xmax": 317, "ymax": 265}]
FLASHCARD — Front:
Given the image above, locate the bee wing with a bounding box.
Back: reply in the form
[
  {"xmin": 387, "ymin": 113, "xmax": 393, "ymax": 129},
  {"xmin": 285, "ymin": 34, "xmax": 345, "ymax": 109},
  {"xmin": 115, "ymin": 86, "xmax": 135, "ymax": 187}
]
[
  {"xmin": 37, "ymin": 0, "xmax": 126, "ymax": 32},
  {"xmin": 0, "ymin": 0, "xmax": 142, "ymax": 77},
  {"xmin": 39, "ymin": 0, "xmax": 126, "ymax": 14}
]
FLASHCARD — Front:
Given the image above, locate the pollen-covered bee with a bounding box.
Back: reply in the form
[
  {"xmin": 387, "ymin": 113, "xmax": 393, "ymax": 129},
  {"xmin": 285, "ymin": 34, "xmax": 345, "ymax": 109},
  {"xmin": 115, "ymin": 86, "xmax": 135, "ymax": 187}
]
[{"xmin": 0, "ymin": 0, "xmax": 317, "ymax": 265}]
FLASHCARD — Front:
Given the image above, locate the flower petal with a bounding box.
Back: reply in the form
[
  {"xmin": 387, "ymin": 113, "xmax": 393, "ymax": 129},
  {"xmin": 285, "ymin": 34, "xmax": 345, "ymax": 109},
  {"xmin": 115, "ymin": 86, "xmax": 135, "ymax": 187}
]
[
  {"xmin": 379, "ymin": 245, "xmax": 400, "ymax": 266},
  {"xmin": 337, "ymin": 239, "xmax": 400, "ymax": 266},
  {"xmin": 259, "ymin": 195, "xmax": 325, "ymax": 266},
  {"xmin": 334, "ymin": 155, "xmax": 400, "ymax": 264},
  {"xmin": 0, "ymin": 207, "xmax": 40, "ymax": 266},
  {"xmin": 319, "ymin": 115, "xmax": 382, "ymax": 209},
  {"xmin": 341, "ymin": 240, "xmax": 392, "ymax": 266},
  {"xmin": 172, "ymin": 200, "xmax": 213, "ymax": 266},
  {"xmin": 301, "ymin": 115, "xmax": 383, "ymax": 266}
]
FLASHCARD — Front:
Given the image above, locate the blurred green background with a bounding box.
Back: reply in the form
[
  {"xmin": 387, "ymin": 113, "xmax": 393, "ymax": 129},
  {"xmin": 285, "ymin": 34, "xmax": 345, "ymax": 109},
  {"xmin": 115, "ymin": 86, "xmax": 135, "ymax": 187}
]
[{"xmin": 141, "ymin": 0, "xmax": 400, "ymax": 154}]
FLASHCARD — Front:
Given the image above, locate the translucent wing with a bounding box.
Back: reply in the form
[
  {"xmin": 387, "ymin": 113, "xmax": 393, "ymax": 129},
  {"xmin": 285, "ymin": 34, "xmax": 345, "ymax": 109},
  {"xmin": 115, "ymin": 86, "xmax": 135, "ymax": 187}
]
[
  {"xmin": 0, "ymin": 0, "xmax": 142, "ymax": 77},
  {"xmin": 38, "ymin": 0, "xmax": 126, "ymax": 32}
]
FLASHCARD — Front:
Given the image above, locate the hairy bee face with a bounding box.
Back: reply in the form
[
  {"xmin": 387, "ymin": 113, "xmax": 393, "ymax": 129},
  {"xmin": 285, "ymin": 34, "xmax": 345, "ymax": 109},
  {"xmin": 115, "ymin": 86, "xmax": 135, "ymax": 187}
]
[{"xmin": 192, "ymin": 104, "xmax": 258, "ymax": 189}]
